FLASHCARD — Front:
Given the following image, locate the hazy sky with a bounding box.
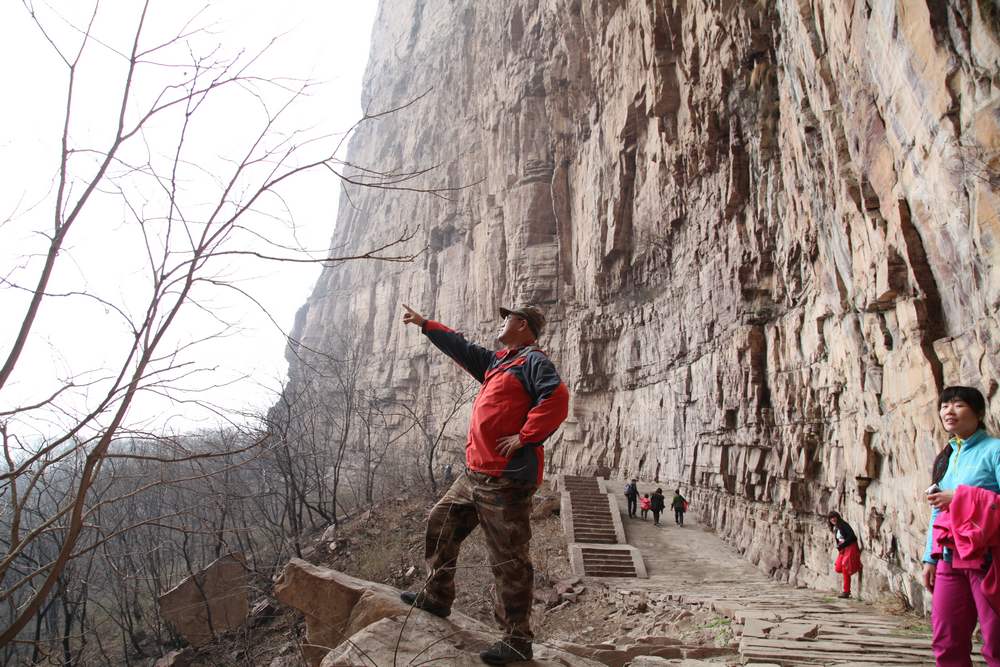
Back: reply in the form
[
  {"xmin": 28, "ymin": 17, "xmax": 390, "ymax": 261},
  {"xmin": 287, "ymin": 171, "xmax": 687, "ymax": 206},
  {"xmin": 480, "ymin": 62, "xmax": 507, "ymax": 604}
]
[{"xmin": 0, "ymin": 1, "xmax": 379, "ymax": 436}]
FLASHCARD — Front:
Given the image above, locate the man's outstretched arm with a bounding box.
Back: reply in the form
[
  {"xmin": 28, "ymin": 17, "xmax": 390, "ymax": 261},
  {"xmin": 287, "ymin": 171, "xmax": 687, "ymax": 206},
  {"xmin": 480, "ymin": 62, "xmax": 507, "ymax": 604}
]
[{"xmin": 402, "ymin": 304, "xmax": 493, "ymax": 383}]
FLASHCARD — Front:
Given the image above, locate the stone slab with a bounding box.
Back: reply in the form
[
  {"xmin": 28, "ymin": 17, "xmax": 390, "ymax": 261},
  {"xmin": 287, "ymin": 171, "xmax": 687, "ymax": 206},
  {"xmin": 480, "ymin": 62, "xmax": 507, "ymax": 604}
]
[{"xmin": 569, "ymin": 543, "xmax": 648, "ymax": 579}]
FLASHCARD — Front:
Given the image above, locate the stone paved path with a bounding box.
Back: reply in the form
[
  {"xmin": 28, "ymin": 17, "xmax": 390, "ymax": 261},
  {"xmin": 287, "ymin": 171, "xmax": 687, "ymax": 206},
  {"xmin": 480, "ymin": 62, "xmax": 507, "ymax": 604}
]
[{"xmin": 601, "ymin": 483, "xmax": 984, "ymax": 666}]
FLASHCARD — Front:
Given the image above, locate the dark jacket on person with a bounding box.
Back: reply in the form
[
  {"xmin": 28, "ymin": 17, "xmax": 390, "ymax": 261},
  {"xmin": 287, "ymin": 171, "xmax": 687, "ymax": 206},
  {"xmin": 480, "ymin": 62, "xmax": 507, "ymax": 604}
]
[
  {"xmin": 650, "ymin": 492, "xmax": 666, "ymax": 512},
  {"xmin": 421, "ymin": 320, "xmax": 570, "ymax": 484},
  {"xmin": 671, "ymin": 493, "xmax": 686, "ymax": 511},
  {"xmin": 833, "ymin": 519, "xmax": 858, "ymax": 551}
]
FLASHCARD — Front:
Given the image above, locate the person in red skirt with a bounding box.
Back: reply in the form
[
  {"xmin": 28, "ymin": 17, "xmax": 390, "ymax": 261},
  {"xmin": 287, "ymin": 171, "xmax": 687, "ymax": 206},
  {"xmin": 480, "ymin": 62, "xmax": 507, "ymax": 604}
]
[{"xmin": 827, "ymin": 511, "xmax": 862, "ymax": 598}]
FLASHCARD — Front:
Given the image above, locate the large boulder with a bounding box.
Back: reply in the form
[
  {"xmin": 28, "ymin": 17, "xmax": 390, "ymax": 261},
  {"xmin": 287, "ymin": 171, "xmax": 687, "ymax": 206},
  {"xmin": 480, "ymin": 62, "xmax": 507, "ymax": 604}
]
[
  {"xmin": 274, "ymin": 559, "xmax": 604, "ymax": 666},
  {"xmin": 322, "ymin": 613, "xmax": 606, "ymax": 667},
  {"xmin": 158, "ymin": 553, "xmax": 248, "ymax": 647},
  {"xmin": 152, "ymin": 649, "xmax": 195, "ymax": 667}
]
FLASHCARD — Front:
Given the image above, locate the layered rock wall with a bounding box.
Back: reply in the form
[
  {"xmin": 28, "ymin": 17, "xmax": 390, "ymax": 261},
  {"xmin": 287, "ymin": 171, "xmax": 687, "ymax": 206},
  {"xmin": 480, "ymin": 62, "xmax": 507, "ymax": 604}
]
[{"xmin": 290, "ymin": 0, "xmax": 1000, "ymax": 611}]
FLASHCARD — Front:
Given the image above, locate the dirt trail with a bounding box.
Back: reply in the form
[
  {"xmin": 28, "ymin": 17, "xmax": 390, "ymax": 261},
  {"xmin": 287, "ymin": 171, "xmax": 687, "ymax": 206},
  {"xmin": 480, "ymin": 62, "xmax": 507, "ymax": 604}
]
[{"xmin": 602, "ymin": 480, "xmax": 960, "ymax": 666}]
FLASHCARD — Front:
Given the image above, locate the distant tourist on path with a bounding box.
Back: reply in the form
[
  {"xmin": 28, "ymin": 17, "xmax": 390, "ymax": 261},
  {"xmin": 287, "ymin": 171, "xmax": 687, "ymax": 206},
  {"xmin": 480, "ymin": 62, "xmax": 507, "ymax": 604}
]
[
  {"xmin": 640, "ymin": 493, "xmax": 651, "ymax": 520},
  {"xmin": 922, "ymin": 385, "xmax": 1000, "ymax": 666},
  {"xmin": 671, "ymin": 489, "xmax": 688, "ymax": 526},
  {"xmin": 827, "ymin": 511, "xmax": 861, "ymax": 599},
  {"xmin": 650, "ymin": 488, "xmax": 665, "ymax": 526},
  {"xmin": 624, "ymin": 478, "xmax": 639, "ymax": 518},
  {"xmin": 398, "ymin": 303, "xmax": 570, "ymax": 665}
]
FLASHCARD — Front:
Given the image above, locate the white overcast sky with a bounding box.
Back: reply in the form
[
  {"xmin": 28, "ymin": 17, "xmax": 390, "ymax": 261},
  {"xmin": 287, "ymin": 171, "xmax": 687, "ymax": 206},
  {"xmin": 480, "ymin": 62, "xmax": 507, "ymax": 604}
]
[{"xmin": 0, "ymin": 1, "xmax": 379, "ymax": 436}]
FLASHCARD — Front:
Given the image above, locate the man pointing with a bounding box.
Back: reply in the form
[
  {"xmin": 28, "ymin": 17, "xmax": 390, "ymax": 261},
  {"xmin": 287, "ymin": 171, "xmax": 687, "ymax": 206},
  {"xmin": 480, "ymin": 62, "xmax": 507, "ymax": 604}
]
[{"xmin": 399, "ymin": 303, "xmax": 570, "ymax": 665}]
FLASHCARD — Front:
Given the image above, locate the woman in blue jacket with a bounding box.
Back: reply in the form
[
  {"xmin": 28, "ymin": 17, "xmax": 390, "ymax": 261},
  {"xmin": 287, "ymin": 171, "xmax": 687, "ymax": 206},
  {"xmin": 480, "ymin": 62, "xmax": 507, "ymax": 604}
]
[{"xmin": 923, "ymin": 386, "xmax": 1000, "ymax": 666}]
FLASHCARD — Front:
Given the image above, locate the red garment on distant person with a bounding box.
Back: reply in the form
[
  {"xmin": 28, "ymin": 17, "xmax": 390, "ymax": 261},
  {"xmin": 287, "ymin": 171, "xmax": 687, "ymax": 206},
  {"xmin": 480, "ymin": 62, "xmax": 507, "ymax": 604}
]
[
  {"xmin": 932, "ymin": 484, "xmax": 1000, "ymax": 615},
  {"xmin": 834, "ymin": 542, "xmax": 862, "ymax": 576}
]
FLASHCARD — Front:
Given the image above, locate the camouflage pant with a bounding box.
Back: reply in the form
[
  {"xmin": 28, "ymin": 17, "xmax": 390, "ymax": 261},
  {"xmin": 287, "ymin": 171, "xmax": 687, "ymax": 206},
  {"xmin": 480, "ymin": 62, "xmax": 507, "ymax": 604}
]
[{"xmin": 422, "ymin": 471, "xmax": 536, "ymax": 640}]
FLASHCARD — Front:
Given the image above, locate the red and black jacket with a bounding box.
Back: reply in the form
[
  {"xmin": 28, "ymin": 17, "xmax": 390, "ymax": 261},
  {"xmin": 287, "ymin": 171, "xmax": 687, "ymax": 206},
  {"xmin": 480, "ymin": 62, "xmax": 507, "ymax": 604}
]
[{"xmin": 422, "ymin": 320, "xmax": 570, "ymax": 484}]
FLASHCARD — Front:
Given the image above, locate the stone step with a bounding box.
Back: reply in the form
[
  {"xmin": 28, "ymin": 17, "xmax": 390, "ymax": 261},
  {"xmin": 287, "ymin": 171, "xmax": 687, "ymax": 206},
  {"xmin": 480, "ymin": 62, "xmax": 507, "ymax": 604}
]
[
  {"xmin": 575, "ymin": 536, "xmax": 617, "ymax": 542},
  {"xmin": 583, "ymin": 561, "xmax": 635, "ymax": 569},
  {"xmin": 575, "ymin": 536, "xmax": 617, "ymax": 544},
  {"xmin": 585, "ymin": 569, "xmax": 638, "ymax": 577},
  {"xmin": 581, "ymin": 554, "xmax": 633, "ymax": 561},
  {"xmin": 581, "ymin": 553, "xmax": 634, "ymax": 561}
]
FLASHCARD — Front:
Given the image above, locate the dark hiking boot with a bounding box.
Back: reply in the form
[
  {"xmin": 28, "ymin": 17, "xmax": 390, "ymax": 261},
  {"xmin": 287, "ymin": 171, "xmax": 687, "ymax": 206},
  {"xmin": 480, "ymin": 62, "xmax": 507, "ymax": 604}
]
[
  {"xmin": 837, "ymin": 591, "xmax": 851, "ymax": 599},
  {"xmin": 400, "ymin": 591, "xmax": 450, "ymax": 618},
  {"xmin": 480, "ymin": 639, "xmax": 532, "ymax": 665}
]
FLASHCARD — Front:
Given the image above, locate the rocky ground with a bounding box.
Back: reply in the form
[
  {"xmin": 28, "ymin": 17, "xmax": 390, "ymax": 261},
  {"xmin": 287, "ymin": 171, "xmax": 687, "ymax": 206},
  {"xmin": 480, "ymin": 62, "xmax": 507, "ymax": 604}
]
[
  {"xmin": 177, "ymin": 477, "xmax": 952, "ymax": 665},
  {"xmin": 601, "ymin": 486, "xmax": 951, "ymax": 665}
]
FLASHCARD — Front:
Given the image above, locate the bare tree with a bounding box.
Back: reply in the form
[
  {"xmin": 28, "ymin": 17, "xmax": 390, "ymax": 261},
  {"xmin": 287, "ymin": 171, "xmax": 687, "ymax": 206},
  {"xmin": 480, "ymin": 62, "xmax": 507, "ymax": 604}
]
[
  {"xmin": 353, "ymin": 388, "xmax": 417, "ymax": 505},
  {"xmin": 396, "ymin": 381, "xmax": 476, "ymax": 493},
  {"xmin": 0, "ymin": 0, "xmax": 462, "ymax": 651}
]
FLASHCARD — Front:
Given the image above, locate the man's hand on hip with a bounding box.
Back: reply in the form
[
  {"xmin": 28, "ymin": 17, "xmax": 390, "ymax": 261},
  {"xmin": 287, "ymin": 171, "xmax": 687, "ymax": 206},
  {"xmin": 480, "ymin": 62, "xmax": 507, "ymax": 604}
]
[
  {"xmin": 402, "ymin": 303, "xmax": 426, "ymax": 327},
  {"xmin": 497, "ymin": 435, "xmax": 524, "ymax": 457}
]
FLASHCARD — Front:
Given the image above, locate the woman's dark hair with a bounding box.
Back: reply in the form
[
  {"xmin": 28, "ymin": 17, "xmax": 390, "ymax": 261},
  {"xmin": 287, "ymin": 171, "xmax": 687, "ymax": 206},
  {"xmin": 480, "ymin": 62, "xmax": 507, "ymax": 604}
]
[
  {"xmin": 827, "ymin": 511, "xmax": 842, "ymax": 531},
  {"xmin": 938, "ymin": 386, "xmax": 987, "ymax": 417},
  {"xmin": 931, "ymin": 386, "xmax": 988, "ymax": 483}
]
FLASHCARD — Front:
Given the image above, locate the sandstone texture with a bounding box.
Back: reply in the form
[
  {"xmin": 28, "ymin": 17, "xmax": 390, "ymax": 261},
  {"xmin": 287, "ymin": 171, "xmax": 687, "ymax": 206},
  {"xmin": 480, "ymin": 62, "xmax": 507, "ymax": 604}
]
[
  {"xmin": 290, "ymin": 0, "xmax": 1000, "ymax": 612},
  {"xmin": 158, "ymin": 554, "xmax": 249, "ymax": 647},
  {"xmin": 273, "ymin": 559, "xmax": 604, "ymax": 666},
  {"xmin": 273, "ymin": 559, "xmax": 412, "ymax": 666}
]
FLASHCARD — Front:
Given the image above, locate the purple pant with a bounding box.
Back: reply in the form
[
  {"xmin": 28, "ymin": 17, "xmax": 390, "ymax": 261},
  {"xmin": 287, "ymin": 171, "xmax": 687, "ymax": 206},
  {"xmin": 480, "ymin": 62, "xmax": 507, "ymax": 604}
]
[{"xmin": 932, "ymin": 560, "xmax": 1000, "ymax": 666}]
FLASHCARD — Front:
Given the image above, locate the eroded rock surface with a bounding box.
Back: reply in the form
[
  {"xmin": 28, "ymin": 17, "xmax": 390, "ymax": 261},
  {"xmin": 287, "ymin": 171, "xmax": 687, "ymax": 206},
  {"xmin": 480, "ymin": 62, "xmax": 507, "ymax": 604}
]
[
  {"xmin": 274, "ymin": 559, "xmax": 604, "ymax": 666},
  {"xmin": 158, "ymin": 554, "xmax": 249, "ymax": 647},
  {"xmin": 290, "ymin": 0, "xmax": 1000, "ymax": 612}
]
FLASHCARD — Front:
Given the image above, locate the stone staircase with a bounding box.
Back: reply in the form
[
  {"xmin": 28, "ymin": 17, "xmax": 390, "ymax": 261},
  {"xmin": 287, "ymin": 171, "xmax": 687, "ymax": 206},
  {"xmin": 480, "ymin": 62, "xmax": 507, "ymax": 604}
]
[
  {"xmin": 580, "ymin": 546, "xmax": 638, "ymax": 577},
  {"xmin": 557, "ymin": 475, "xmax": 646, "ymax": 578},
  {"xmin": 564, "ymin": 476, "xmax": 618, "ymax": 544}
]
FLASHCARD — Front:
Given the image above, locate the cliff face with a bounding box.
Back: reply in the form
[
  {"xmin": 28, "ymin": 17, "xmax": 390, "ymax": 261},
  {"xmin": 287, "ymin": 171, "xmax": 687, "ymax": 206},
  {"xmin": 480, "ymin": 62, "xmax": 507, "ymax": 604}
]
[{"xmin": 290, "ymin": 0, "xmax": 1000, "ymax": 611}]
